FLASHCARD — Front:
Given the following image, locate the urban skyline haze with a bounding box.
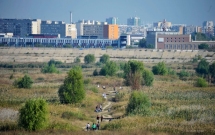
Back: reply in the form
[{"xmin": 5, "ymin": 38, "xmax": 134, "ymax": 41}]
[{"xmin": 0, "ymin": 0, "xmax": 214, "ymax": 26}]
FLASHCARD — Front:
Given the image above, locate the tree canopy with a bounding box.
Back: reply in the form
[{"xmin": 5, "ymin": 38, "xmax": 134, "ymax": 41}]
[
  {"xmin": 198, "ymin": 43, "xmax": 209, "ymax": 49},
  {"xmin": 152, "ymin": 62, "xmax": 168, "ymax": 75},
  {"xmin": 138, "ymin": 38, "xmax": 146, "ymax": 48},
  {"xmin": 196, "ymin": 59, "xmax": 209, "ymax": 75},
  {"xmin": 99, "ymin": 54, "xmax": 110, "ymax": 64},
  {"xmin": 84, "ymin": 54, "xmax": 95, "ymax": 64},
  {"xmin": 100, "ymin": 61, "xmax": 118, "ymax": 76},
  {"xmin": 58, "ymin": 67, "xmax": 85, "ymax": 104}
]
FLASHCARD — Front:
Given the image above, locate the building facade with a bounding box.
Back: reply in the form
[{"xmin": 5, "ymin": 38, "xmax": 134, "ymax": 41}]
[
  {"xmin": 0, "ymin": 19, "xmax": 41, "ymax": 37},
  {"xmin": 127, "ymin": 17, "xmax": 141, "ymax": 26},
  {"xmin": 202, "ymin": 21, "xmax": 214, "ymax": 36},
  {"xmin": 65, "ymin": 24, "xmax": 77, "ymax": 38},
  {"xmin": 184, "ymin": 25, "xmax": 202, "ymax": 35},
  {"xmin": 106, "ymin": 17, "xmax": 118, "ymax": 25},
  {"xmin": 103, "ymin": 24, "xmax": 119, "ymax": 39}
]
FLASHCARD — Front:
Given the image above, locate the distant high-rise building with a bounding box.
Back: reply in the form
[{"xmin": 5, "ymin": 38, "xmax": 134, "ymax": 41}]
[
  {"xmin": 106, "ymin": 17, "xmax": 118, "ymax": 25},
  {"xmin": 184, "ymin": 25, "xmax": 201, "ymax": 35},
  {"xmin": 0, "ymin": 19, "xmax": 41, "ymax": 37},
  {"xmin": 203, "ymin": 21, "xmax": 214, "ymax": 36},
  {"xmin": 127, "ymin": 17, "xmax": 141, "ymax": 26}
]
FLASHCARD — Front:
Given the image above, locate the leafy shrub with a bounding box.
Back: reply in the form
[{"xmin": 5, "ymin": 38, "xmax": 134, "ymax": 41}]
[
  {"xmin": 84, "ymin": 54, "xmax": 95, "ymax": 64},
  {"xmin": 41, "ymin": 64, "xmax": 59, "ymax": 73},
  {"xmin": 152, "ymin": 62, "xmax": 168, "ymax": 75},
  {"xmin": 100, "ymin": 61, "xmax": 118, "ymax": 76},
  {"xmin": 18, "ymin": 98, "xmax": 49, "ymax": 131},
  {"xmin": 58, "ymin": 67, "xmax": 85, "ymax": 104},
  {"xmin": 84, "ymin": 78, "xmax": 91, "ymax": 84},
  {"xmin": 178, "ymin": 70, "xmax": 190, "ymax": 80},
  {"xmin": 169, "ymin": 109, "xmax": 192, "ymax": 121},
  {"xmin": 196, "ymin": 59, "xmax": 209, "ymax": 75},
  {"xmin": 93, "ymin": 69, "xmax": 99, "ymax": 76},
  {"xmin": 113, "ymin": 92, "xmax": 125, "ymax": 102},
  {"xmin": 13, "ymin": 75, "xmax": 33, "ymax": 88},
  {"xmin": 123, "ymin": 60, "xmax": 144, "ymax": 90},
  {"xmin": 9, "ymin": 74, "xmax": 14, "ymax": 79},
  {"xmin": 100, "ymin": 54, "xmax": 110, "ymax": 64},
  {"xmin": 168, "ymin": 68, "xmax": 176, "ymax": 75},
  {"xmin": 126, "ymin": 91, "xmax": 151, "ymax": 116},
  {"xmin": 74, "ymin": 57, "xmax": 80, "ymax": 63},
  {"xmin": 195, "ymin": 77, "xmax": 208, "ymax": 87},
  {"xmin": 142, "ymin": 69, "xmax": 154, "ymax": 86}
]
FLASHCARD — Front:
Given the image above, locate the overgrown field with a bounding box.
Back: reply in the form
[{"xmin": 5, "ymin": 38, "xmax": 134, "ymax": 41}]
[{"xmin": 0, "ymin": 61, "xmax": 214, "ymax": 135}]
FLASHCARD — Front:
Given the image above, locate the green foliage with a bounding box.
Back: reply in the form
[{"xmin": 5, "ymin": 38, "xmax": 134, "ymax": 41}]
[
  {"xmin": 74, "ymin": 57, "xmax": 81, "ymax": 63},
  {"xmin": 168, "ymin": 68, "xmax": 176, "ymax": 76},
  {"xmin": 178, "ymin": 70, "xmax": 190, "ymax": 79},
  {"xmin": 58, "ymin": 67, "xmax": 85, "ymax": 104},
  {"xmin": 100, "ymin": 54, "xmax": 110, "ymax": 64},
  {"xmin": 9, "ymin": 74, "xmax": 14, "ymax": 79},
  {"xmin": 114, "ymin": 92, "xmax": 125, "ymax": 102},
  {"xmin": 192, "ymin": 32, "xmax": 208, "ymax": 41},
  {"xmin": 126, "ymin": 91, "xmax": 151, "ymax": 116},
  {"xmin": 41, "ymin": 59, "xmax": 60, "ymax": 73},
  {"xmin": 100, "ymin": 61, "xmax": 118, "ymax": 76},
  {"xmin": 192, "ymin": 57, "xmax": 198, "ymax": 63},
  {"xmin": 198, "ymin": 43, "xmax": 209, "ymax": 49},
  {"xmin": 152, "ymin": 62, "xmax": 168, "ymax": 75},
  {"xmin": 142, "ymin": 69, "xmax": 154, "ymax": 86},
  {"xmin": 196, "ymin": 59, "xmax": 209, "ymax": 75},
  {"xmin": 209, "ymin": 62, "xmax": 215, "ymax": 78},
  {"xmin": 169, "ymin": 109, "xmax": 192, "ymax": 121},
  {"xmin": 18, "ymin": 98, "xmax": 49, "ymax": 131},
  {"xmin": 146, "ymin": 44, "xmax": 154, "ymax": 49},
  {"xmin": 13, "ymin": 74, "xmax": 33, "ymax": 88},
  {"xmin": 124, "ymin": 60, "xmax": 144, "ymax": 90},
  {"xmin": 84, "ymin": 54, "xmax": 95, "ymax": 64},
  {"xmin": 89, "ymin": 86, "xmax": 99, "ymax": 93},
  {"xmin": 195, "ymin": 77, "xmax": 208, "ymax": 87},
  {"xmin": 83, "ymin": 78, "xmax": 91, "ymax": 85},
  {"xmin": 93, "ymin": 69, "xmax": 99, "ymax": 76},
  {"xmin": 138, "ymin": 38, "xmax": 146, "ymax": 48}
]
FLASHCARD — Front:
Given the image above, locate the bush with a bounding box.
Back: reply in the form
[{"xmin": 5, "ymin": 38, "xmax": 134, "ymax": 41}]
[
  {"xmin": 178, "ymin": 70, "xmax": 190, "ymax": 79},
  {"xmin": 100, "ymin": 54, "xmax": 110, "ymax": 64},
  {"xmin": 152, "ymin": 62, "xmax": 168, "ymax": 75},
  {"xmin": 41, "ymin": 59, "xmax": 60, "ymax": 73},
  {"xmin": 13, "ymin": 74, "xmax": 33, "ymax": 88},
  {"xmin": 100, "ymin": 61, "xmax": 118, "ymax": 76},
  {"xmin": 58, "ymin": 67, "xmax": 85, "ymax": 104},
  {"xmin": 126, "ymin": 91, "xmax": 151, "ymax": 116},
  {"xmin": 84, "ymin": 54, "xmax": 95, "ymax": 64},
  {"xmin": 18, "ymin": 98, "xmax": 49, "ymax": 131},
  {"xmin": 123, "ymin": 60, "xmax": 144, "ymax": 90},
  {"xmin": 142, "ymin": 69, "xmax": 154, "ymax": 86},
  {"xmin": 196, "ymin": 59, "xmax": 209, "ymax": 75},
  {"xmin": 93, "ymin": 69, "xmax": 99, "ymax": 76},
  {"xmin": 89, "ymin": 86, "xmax": 99, "ymax": 93},
  {"xmin": 74, "ymin": 57, "xmax": 81, "ymax": 63},
  {"xmin": 195, "ymin": 77, "xmax": 208, "ymax": 87}
]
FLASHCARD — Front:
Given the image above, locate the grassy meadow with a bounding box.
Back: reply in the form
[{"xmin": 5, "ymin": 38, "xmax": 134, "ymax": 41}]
[{"xmin": 0, "ymin": 61, "xmax": 214, "ymax": 135}]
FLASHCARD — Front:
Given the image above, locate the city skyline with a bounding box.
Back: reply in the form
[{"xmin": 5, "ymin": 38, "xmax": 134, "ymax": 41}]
[{"xmin": 0, "ymin": 0, "xmax": 214, "ymax": 26}]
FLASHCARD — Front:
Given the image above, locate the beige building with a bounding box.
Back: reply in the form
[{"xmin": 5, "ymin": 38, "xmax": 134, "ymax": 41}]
[{"xmin": 65, "ymin": 24, "xmax": 77, "ymax": 38}]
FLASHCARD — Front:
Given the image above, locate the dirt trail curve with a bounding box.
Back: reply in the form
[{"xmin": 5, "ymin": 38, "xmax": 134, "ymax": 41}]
[{"xmin": 82, "ymin": 88, "xmax": 116, "ymax": 130}]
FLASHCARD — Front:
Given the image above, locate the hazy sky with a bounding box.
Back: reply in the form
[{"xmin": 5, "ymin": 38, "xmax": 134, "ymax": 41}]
[{"xmin": 0, "ymin": 0, "xmax": 214, "ymax": 26}]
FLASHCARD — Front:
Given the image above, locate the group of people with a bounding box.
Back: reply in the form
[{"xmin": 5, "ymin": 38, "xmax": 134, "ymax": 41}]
[
  {"xmin": 86, "ymin": 122, "xmax": 100, "ymax": 131},
  {"xmin": 95, "ymin": 104, "xmax": 102, "ymax": 112}
]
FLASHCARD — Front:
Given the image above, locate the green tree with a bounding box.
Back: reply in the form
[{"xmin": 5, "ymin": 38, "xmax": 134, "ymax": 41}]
[
  {"xmin": 18, "ymin": 98, "xmax": 49, "ymax": 131},
  {"xmin": 195, "ymin": 77, "xmax": 208, "ymax": 87},
  {"xmin": 58, "ymin": 67, "xmax": 85, "ymax": 104},
  {"xmin": 209, "ymin": 62, "xmax": 215, "ymax": 82},
  {"xmin": 138, "ymin": 38, "xmax": 146, "ymax": 48},
  {"xmin": 196, "ymin": 59, "xmax": 209, "ymax": 75},
  {"xmin": 14, "ymin": 74, "xmax": 33, "ymax": 88},
  {"xmin": 124, "ymin": 60, "xmax": 144, "ymax": 90},
  {"xmin": 126, "ymin": 91, "xmax": 151, "ymax": 116},
  {"xmin": 146, "ymin": 44, "xmax": 154, "ymax": 49},
  {"xmin": 178, "ymin": 70, "xmax": 190, "ymax": 80},
  {"xmin": 84, "ymin": 54, "xmax": 95, "ymax": 64},
  {"xmin": 100, "ymin": 61, "xmax": 118, "ymax": 76},
  {"xmin": 142, "ymin": 69, "xmax": 154, "ymax": 86},
  {"xmin": 192, "ymin": 32, "xmax": 208, "ymax": 41},
  {"xmin": 198, "ymin": 43, "xmax": 209, "ymax": 49},
  {"xmin": 152, "ymin": 62, "xmax": 168, "ymax": 75},
  {"xmin": 74, "ymin": 57, "xmax": 81, "ymax": 63},
  {"xmin": 100, "ymin": 54, "xmax": 110, "ymax": 64},
  {"xmin": 41, "ymin": 64, "xmax": 58, "ymax": 73}
]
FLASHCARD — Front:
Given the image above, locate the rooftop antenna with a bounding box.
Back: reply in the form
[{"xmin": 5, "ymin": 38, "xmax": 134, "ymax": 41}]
[{"xmin": 70, "ymin": 11, "xmax": 72, "ymax": 24}]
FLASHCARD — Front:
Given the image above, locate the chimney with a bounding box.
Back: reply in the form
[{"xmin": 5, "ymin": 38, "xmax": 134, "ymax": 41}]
[{"xmin": 70, "ymin": 11, "xmax": 72, "ymax": 24}]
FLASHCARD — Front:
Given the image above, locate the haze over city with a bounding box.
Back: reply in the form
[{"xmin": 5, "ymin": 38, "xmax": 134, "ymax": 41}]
[{"xmin": 0, "ymin": 0, "xmax": 215, "ymax": 25}]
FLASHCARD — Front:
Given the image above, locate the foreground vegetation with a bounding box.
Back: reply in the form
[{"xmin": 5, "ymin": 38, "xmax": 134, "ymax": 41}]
[{"xmin": 0, "ymin": 57, "xmax": 214, "ymax": 135}]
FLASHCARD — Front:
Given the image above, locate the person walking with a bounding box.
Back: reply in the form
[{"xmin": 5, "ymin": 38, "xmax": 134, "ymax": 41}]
[
  {"xmin": 96, "ymin": 115, "xmax": 100, "ymax": 122},
  {"xmin": 101, "ymin": 115, "xmax": 103, "ymax": 122},
  {"xmin": 92, "ymin": 123, "xmax": 96, "ymax": 130},
  {"xmin": 97, "ymin": 122, "xmax": 100, "ymax": 130},
  {"xmin": 86, "ymin": 123, "xmax": 90, "ymax": 131}
]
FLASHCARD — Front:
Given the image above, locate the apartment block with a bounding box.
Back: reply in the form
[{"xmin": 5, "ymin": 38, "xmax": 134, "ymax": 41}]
[
  {"xmin": 103, "ymin": 24, "xmax": 119, "ymax": 39},
  {"xmin": 106, "ymin": 17, "xmax": 118, "ymax": 25},
  {"xmin": 127, "ymin": 17, "xmax": 141, "ymax": 26},
  {"xmin": 0, "ymin": 19, "xmax": 41, "ymax": 37}
]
